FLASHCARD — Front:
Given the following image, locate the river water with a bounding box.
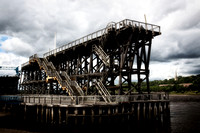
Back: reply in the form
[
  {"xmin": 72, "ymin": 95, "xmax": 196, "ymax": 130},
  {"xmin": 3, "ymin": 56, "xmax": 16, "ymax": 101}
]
[
  {"xmin": 0, "ymin": 95, "xmax": 200, "ymax": 133},
  {"xmin": 169, "ymin": 95, "xmax": 200, "ymax": 133}
]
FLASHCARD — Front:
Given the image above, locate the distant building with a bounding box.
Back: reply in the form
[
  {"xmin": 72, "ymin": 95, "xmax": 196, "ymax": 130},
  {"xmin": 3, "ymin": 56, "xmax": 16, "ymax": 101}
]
[
  {"xmin": 179, "ymin": 83, "xmax": 192, "ymax": 87},
  {"xmin": 174, "ymin": 70, "xmax": 178, "ymax": 81},
  {"xmin": 159, "ymin": 84, "xmax": 174, "ymax": 87}
]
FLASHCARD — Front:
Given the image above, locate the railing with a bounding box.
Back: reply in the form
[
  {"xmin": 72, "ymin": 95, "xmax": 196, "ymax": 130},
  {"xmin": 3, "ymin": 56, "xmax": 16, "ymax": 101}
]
[
  {"xmin": 43, "ymin": 19, "xmax": 161, "ymax": 58},
  {"xmin": 61, "ymin": 71, "xmax": 84, "ymax": 96},
  {"xmin": 95, "ymin": 79, "xmax": 111, "ymax": 103},
  {"xmin": 55, "ymin": 71, "xmax": 63, "ymax": 85},
  {"xmin": 21, "ymin": 61, "xmax": 29, "ymax": 68},
  {"xmin": 29, "ymin": 54, "xmax": 38, "ymax": 60},
  {"xmin": 42, "ymin": 62, "xmax": 48, "ymax": 73},
  {"xmin": 43, "ymin": 58, "xmax": 49, "ymax": 65},
  {"xmin": 21, "ymin": 93, "xmax": 169, "ymax": 105},
  {"xmin": 22, "ymin": 54, "xmax": 42, "ymax": 68},
  {"xmin": 65, "ymin": 82, "xmax": 74, "ymax": 97},
  {"xmin": 61, "ymin": 71, "xmax": 71, "ymax": 81},
  {"xmin": 71, "ymin": 81, "xmax": 84, "ymax": 96},
  {"xmin": 48, "ymin": 62, "xmax": 56, "ymax": 70},
  {"xmin": 22, "ymin": 95, "xmax": 76, "ymax": 105},
  {"xmin": 35, "ymin": 58, "xmax": 43, "ymax": 68}
]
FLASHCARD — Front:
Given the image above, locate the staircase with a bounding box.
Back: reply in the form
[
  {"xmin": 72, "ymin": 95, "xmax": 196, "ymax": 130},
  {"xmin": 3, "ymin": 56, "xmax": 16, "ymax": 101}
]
[
  {"xmin": 95, "ymin": 79, "xmax": 111, "ymax": 103},
  {"xmin": 93, "ymin": 45, "xmax": 110, "ymax": 67},
  {"xmin": 30, "ymin": 54, "xmax": 84, "ymax": 98},
  {"xmin": 61, "ymin": 71, "xmax": 84, "ymax": 96}
]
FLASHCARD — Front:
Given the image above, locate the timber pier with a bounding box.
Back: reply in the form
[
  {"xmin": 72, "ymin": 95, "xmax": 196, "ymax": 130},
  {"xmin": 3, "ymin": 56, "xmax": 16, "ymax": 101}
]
[{"xmin": 0, "ymin": 93, "xmax": 170, "ymax": 129}]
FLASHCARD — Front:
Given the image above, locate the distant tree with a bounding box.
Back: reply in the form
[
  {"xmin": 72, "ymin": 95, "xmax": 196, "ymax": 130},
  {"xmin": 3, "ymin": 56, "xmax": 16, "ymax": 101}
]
[
  {"xmin": 133, "ymin": 74, "xmax": 200, "ymax": 93},
  {"xmin": 190, "ymin": 75, "xmax": 200, "ymax": 92}
]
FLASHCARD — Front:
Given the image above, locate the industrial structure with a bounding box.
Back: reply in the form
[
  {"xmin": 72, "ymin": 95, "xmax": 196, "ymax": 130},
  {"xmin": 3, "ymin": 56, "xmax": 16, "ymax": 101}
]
[
  {"xmin": 20, "ymin": 19, "xmax": 161, "ymax": 102},
  {"xmin": 0, "ymin": 19, "xmax": 171, "ymax": 130}
]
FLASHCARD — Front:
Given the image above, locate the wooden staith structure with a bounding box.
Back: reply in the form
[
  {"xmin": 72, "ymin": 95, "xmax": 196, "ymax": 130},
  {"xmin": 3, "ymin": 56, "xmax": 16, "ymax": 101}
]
[
  {"xmin": 20, "ymin": 19, "xmax": 161, "ymax": 101},
  {"xmin": 0, "ymin": 93, "xmax": 170, "ymax": 131}
]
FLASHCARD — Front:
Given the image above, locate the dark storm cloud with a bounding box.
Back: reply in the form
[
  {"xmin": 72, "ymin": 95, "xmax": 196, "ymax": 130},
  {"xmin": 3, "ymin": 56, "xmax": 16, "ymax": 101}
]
[
  {"xmin": 165, "ymin": 33, "xmax": 200, "ymax": 60},
  {"xmin": 151, "ymin": 53, "xmax": 170, "ymax": 62},
  {"xmin": 195, "ymin": 64, "xmax": 200, "ymax": 67},
  {"xmin": 184, "ymin": 61, "xmax": 195, "ymax": 65},
  {"xmin": 186, "ymin": 69, "xmax": 200, "ymax": 75},
  {"xmin": 168, "ymin": 53, "xmax": 200, "ymax": 60}
]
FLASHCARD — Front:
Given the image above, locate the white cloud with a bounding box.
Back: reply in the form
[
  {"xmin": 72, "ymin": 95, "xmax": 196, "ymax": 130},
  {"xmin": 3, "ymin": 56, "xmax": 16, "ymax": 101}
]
[
  {"xmin": 150, "ymin": 62, "xmax": 178, "ymax": 80},
  {"xmin": 1, "ymin": 37, "xmax": 34, "ymax": 56},
  {"xmin": 0, "ymin": 52, "xmax": 28, "ymax": 76}
]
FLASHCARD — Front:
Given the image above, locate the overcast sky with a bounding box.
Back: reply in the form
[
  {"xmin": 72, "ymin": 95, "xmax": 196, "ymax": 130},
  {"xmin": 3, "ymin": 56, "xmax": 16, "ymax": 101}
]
[{"xmin": 0, "ymin": 0, "xmax": 200, "ymax": 80}]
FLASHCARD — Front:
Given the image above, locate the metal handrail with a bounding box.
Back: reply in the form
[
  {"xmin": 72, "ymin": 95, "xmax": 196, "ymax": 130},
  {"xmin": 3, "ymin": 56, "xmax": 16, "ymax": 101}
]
[
  {"xmin": 95, "ymin": 80, "xmax": 112, "ymax": 103},
  {"xmin": 97, "ymin": 79, "xmax": 111, "ymax": 96},
  {"xmin": 61, "ymin": 71, "xmax": 71, "ymax": 81},
  {"xmin": 21, "ymin": 61, "xmax": 29, "ymax": 68},
  {"xmin": 71, "ymin": 81, "xmax": 84, "ymax": 96},
  {"xmin": 21, "ymin": 93, "xmax": 169, "ymax": 105},
  {"xmin": 42, "ymin": 62, "xmax": 48, "ymax": 73},
  {"xmin": 61, "ymin": 71, "xmax": 84, "ymax": 96},
  {"xmin": 49, "ymin": 62, "xmax": 56, "ymax": 70}
]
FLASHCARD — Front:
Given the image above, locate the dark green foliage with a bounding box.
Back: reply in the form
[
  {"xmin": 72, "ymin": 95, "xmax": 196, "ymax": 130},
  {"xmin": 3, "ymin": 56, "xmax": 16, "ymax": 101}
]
[
  {"xmin": 188, "ymin": 74, "xmax": 200, "ymax": 93},
  {"xmin": 133, "ymin": 74, "xmax": 200, "ymax": 93}
]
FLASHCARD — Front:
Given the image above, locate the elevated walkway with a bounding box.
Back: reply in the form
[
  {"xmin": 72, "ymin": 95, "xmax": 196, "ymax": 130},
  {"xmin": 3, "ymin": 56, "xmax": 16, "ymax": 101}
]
[{"xmin": 43, "ymin": 19, "xmax": 161, "ymax": 58}]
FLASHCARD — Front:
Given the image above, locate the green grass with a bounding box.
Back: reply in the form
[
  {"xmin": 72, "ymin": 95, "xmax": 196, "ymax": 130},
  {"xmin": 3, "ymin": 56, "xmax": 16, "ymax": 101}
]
[{"xmin": 169, "ymin": 91, "xmax": 200, "ymax": 95}]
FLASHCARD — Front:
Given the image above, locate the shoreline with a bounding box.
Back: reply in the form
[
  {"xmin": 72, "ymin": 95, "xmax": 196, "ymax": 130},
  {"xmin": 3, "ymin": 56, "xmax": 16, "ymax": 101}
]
[{"xmin": 169, "ymin": 94, "xmax": 200, "ymax": 102}]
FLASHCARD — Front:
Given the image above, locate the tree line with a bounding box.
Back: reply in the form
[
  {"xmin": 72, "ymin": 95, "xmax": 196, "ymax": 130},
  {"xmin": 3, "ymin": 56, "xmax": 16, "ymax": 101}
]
[{"xmin": 139, "ymin": 74, "xmax": 200, "ymax": 93}]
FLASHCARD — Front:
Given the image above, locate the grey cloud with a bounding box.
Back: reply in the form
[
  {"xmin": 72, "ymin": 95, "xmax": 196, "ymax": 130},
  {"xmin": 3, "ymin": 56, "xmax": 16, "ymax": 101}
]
[
  {"xmin": 186, "ymin": 69, "xmax": 200, "ymax": 75},
  {"xmin": 168, "ymin": 53, "xmax": 200, "ymax": 60},
  {"xmin": 184, "ymin": 60, "xmax": 195, "ymax": 65},
  {"xmin": 165, "ymin": 34, "xmax": 200, "ymax": 60},
  {"xmin": 176, "ymin": 9, "xmax": 200, "ymax": 30},
  {"xmin": 151, "ymin": 53, "xmax": 170, "ymax": 62}
]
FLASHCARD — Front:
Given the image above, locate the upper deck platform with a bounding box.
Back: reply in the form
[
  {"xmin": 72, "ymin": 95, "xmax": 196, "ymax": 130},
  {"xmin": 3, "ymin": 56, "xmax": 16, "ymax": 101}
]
[{"xmin": 43, "ymin": 19, "xmax": 161, "ymax": 58}]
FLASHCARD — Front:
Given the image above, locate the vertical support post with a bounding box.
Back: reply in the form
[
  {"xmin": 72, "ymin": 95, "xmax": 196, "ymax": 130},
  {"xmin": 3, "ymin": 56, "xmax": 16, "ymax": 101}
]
[
  {"xmin": 59, "ymin": 107, "xmax": 62, "ymax": 124},
  {"xmin": 51, "ymin": 106, "xmax": 54, "ymax": 124},
  {"xmin": 66, "ymin": 108, "xmax": 69, "ymax": 125},
  {"xmin": 146, "ymin": 39, "xmax": 152, "ymax": 94},
  {"xmin": 136, "ymin": 43, "xmax": 141, "ymax": 93},
  {"xmin": 118, "ymin": 47, "xmax": 123, "ymax": 95}
]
